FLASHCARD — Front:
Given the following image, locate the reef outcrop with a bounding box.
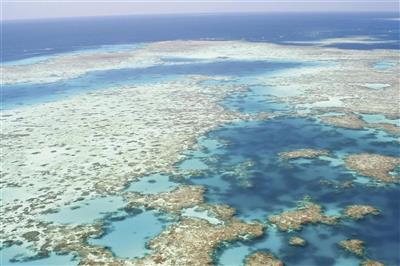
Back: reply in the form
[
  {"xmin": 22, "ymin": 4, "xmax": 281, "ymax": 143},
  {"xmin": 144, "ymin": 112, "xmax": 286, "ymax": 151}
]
[
  {"xmin": 244, "ymin": 251, "xmax": 284, "ymax": 266},
  {"xmin": 289, "ymin": 236, "xmax": 307, "ymax": 246},
  {"xmin": 343, "ymin": 204, "xmax": 380, "ymax": 220},
  {"xmin": 134, "ymin": 218, "xmax": 264, "ymax": 266},
  {"xmin": 339, "ymin": 239, "xmax": 365, "ymax": 256},
  {"xmin": 268, "ymin": 201, "xmax": 339, "ymax": 231},
  {"xmin": 346, "ymin": 153, "xmax": 400, "ymax": 183}
]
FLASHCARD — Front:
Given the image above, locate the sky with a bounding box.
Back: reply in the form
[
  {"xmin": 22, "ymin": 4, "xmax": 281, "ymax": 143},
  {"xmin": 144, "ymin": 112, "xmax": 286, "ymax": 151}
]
[{"xmin": 2, "ymin": 0, "xmax": 399, "ymax": 21}]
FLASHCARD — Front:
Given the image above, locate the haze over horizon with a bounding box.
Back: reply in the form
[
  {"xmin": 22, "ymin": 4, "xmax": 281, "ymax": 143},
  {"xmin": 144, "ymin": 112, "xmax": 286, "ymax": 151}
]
[{"xmin": 2, "ymin": 0, "xmax": 399, "ymax": 21}]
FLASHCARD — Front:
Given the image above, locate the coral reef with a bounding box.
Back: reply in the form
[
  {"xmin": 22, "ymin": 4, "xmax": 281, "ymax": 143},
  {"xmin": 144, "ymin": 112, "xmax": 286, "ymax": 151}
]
[
  {"xmin": 339, "ymin": 239, "xmax": 365, "ymax": 256},
  {"xmin": 320, "ymin": 113, "xmax": 366, "ymax": 129},
  {"xmin": 244, "ymin": 251, "xmax": 284, "ymax": 266},
  {"xmin": 2, "ymin": 39, "xmax": 399, "ymax": 265},
  {"xmin": 288, "ymin": 236, "xmax": 307, "ymax": 246},
  {"xmin": 124, "ymin": 185, "xmax": 205, "ymax": 213},
  {"xmin": 343, "ymin": 205, "xmax": 380, "ymax": 220},
  {"xmin": 1, "ymin": 75, "xmax": 246, "ymax": 249},
  {"xmin": 133, "ymin": 218, "xmax": 264, "ymax": 266},
  {"xmin": 268, "ymin": 201, "xmax": 339, "ymax": 231},
  {"xmin": 346, "ymin": 153, "xmax": 400, "ymax": 183}
]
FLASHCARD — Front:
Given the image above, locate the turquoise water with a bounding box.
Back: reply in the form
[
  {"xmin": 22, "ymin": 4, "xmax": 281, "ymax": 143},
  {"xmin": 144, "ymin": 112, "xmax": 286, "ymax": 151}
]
[
  {"xmin": 0, "ymin": 246, "xmax": 76, "ymax": 266},
  {"xmin": 89, "ymin": 210, "xmax": 171, "ymax": 259},
  {"xmin": 361, "ymin": 114, "xmax": 400, "ymax": 125},
  {"xmin": 125, "ymin": 173, "xmax": 178, "ymax": 194},
  {"xmin": 42, "ymin": 196, "xmax": 125, "ymax": 224},
  {"xmin": 373, "ymin": 61, "xmax": 398, "ymax": 70}
]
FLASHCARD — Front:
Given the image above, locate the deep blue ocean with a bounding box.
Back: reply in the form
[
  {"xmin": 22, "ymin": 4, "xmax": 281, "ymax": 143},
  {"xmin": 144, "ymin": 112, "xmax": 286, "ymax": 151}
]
[
  {"xmin": 1, "ymin": 12, "xmax": 399, "ymax": 266},
  {"xmin": 2, "ymin": 12, "xmax": 399, "ymax": 62}
]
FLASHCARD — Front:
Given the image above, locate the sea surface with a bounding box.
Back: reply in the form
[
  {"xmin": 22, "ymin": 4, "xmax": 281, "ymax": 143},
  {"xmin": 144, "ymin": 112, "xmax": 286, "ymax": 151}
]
[
  {"xmin": 1, "ymin": 13, "xmax": 399, "ymax": 266},
  {"xmin": 2, "ymin": 12, "xmax": 400, "ymax": 63}
]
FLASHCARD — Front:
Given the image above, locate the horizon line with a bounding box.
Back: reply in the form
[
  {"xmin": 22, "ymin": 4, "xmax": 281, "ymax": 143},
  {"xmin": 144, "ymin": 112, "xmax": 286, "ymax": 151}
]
[{"xmin": 3, "ymin": 10, "xmax": 399, "ymax": 22}]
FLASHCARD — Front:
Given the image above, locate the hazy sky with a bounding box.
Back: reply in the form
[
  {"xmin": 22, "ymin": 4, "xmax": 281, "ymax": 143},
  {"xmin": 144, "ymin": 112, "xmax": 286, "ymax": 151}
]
[{"xmin": 2, "ymin": 0, "xmax": 399, "ymax": 21}]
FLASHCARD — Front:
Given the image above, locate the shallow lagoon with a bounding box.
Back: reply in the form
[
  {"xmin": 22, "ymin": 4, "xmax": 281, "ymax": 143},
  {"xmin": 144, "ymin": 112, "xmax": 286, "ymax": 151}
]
[
  {"xmin": 2, "ymin": 59, "xmax": 298, "ymax": 110},
  {"xmin": 89, "ymin": 210, "xmax": 171, "ymax": 259},
  {"xmin": 373, "ymin": 60, "xmax": 398, "ymax": 70},
  {"xmin": 42, "ymin": 196, "xmax": 125, "ymax": 224},
  {"xmin": 125, "ymin": 173, "xmax": 177, "ymax": 194}
]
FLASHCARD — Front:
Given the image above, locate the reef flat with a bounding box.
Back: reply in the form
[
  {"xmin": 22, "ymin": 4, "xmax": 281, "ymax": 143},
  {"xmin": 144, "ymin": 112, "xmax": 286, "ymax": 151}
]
[
  {"xmin": 1, "ymin": 39, "xmax": 399, "ymax": 265},
  {"xmin": 320, "ymin": 113, "xmax": 400, "ymax": 135},
  {"xmin": 1, "ymin": 74, "xmax": 249, "ymax": 255},
  {"xmin": 3, "ymin": 39, "xmax": 399, "ymax": 126}
]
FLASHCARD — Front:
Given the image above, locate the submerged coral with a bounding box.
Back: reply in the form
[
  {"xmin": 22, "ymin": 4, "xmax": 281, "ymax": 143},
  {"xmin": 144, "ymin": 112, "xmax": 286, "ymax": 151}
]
[
  {"xmin": 279, "ymin": 149, "xmax": 330, "ymax": 159},
  {"xmin": 319, "ymin": 112, "xmax": 400, "ymax": 136},
  {"xmin": 320, "ymin": 113, "xmax": 366, "ymax": 129},
  {"xmin": 367, "ymin": 123, "xmax": 400, "ymax": 136}
]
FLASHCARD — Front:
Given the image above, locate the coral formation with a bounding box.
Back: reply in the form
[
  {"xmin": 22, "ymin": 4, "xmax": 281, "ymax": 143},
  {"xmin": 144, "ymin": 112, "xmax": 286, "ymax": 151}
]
[
  {"xmin": 244, "ymin": 251, "xmax": 284, "ymax": 266},
  {"xmin": 361, "ymin": 259, "xmax": 385, "ymax": 266},
  {"xmin": 268, "ymin": 201, "xmax": 339, "ymax": 231},
  {"xmin": 124, "ymin": 185, "xmax": 205, "ymax": 213},
  {"xmin": 346, "ymin": 153, "xmax": 400, "ymax": 183},
  {"xmin": 289, "ymin": 236, "xmax": 307, "ymax": 246},
  {"xmin": 134, "ymin": 218, "xmax": 264, "ymax": 266},
  {"xmin": 343, "ymin": 205, "xmax": 380, "ymax": 220},
  {"xmin": 339, "ymin": 239, "xmax": 365, "ymax": 256}
]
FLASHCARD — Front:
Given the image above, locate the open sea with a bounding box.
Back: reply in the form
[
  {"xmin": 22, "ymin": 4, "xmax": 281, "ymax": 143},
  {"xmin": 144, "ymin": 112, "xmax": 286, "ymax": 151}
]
[
  {"xmin": 3, "ymin": 12, "xmax": 400, "ymax": 62},
  {"xmin": 1, "ymin": 12, "xmax": 399, "ymax": 266}
]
